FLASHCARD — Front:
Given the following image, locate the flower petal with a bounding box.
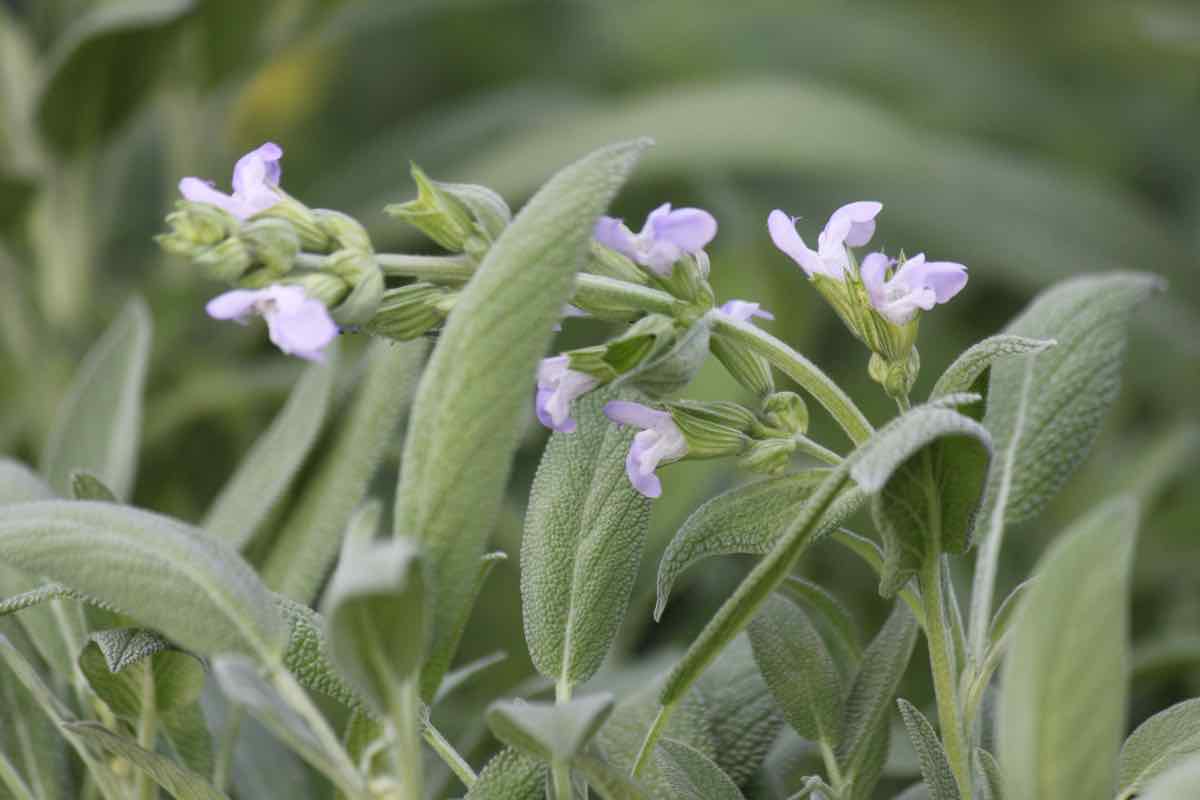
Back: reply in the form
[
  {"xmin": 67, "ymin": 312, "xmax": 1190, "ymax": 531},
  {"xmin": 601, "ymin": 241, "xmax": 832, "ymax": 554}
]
[
  {"xmin": 859, "ymin": 251, "xmax": 892, "ymax": 306},
  {"xmin": 594, "ymin": 216, "xmax": 637, "ymax": 259},
  {"xmin": 719, "ymin": 299, "xmax": 774, "ymax": 322},
  {"xmin": 205, "ymin": 289, "xmax": 264, "ymax": 322},
  {"xmin": 604, "ymin": 400, "xmax": 671, "ymax": 430},
  {"xmin": 651, "ymin": 207, "xmax": 717, "ymax": 252},
  {"xmin": 768, "ymin": 209, "xmax": 826, "ymax": 278},
  {"xmin": 179, "ymin": 178, "xmax": 245, "ymax": 217},
  {"xmin": 827, "ymin": 201, "xmax": 883, "ymax": 248},
  {"xmin": 625, "ymin": 439, "xmax": 662, "ymax": 498},
  {"xmin": 264, "ymin": 294, "xmax": 339, "ymax": 361},
  {"xmin": 919, "ymin": 261, "xmax": 968, "ymax": 303}
]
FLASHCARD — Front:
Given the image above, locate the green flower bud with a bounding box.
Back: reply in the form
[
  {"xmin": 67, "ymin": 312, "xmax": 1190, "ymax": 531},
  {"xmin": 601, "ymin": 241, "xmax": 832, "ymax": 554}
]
[
  {"xmin": 655, "ymin": 253, "xmax": 715, "ymax": 308},
  {"xmin": 161, "ymin": 201, "xmax": 236, "ymax": 249},
  {"xmin": 256, "ymin": 194, "xmax": 334, "ymax": 252},
  {"xmin": 384, "ymin": 165, "xmax": 477, "ymax": 252},
  {"xmin": 240, "ymin": 218, "xmax": 300, "ymax": 277},
  {"xmin": 868, "ymin": 347, "xmax": 921, "ymax": 400},
  {"xmin": 666, "ymin": 404, "xmax": 750, "ymax": 459},
  {"xmin": 738, "ymin": 437, "xmax": 798, "ymax": 475},
  {"xmin": 585, "ymin": 240, "xmax": 651, "ymax": 286},
  {"xmin": 365, "ymin": 282, "xmax": 452, "ymax": 341},
  {"xmin": 710, "ymin": 332, "xmax": 775, "ymax": 397},
  {"xmin": 287, "ymin": 272, "xmax": 349, "ymax": 308},
  {"xmin": 193, "ymin": 237, "xmax": 252, "ymax": 282},
  {"xmin": 313, "ymin": 209, "xmax": 373, "ymax": 253},
  {"xmin": 761, "ymin": 391, "xmax": 809, "ymax": 435},
  {"xmin": 433, "ymin": 180, "xmax": 511, "ymax": 242},
  {"xmin": 324, "ymin": 249, "xmax": 384, "ymax": 327}
]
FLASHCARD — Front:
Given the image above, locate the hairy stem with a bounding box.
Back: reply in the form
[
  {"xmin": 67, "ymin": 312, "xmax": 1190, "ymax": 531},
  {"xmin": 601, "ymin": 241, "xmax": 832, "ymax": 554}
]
[
  {"xmin": 391, "ymin": 680, "xmax": 424, "ymax": 800},
  {"xmin": 921, "ymin": 552, "xmax": 972, "ymax": 800},
  {"xmin": 134, "ymin": 667, "xmax": 157, "ymax": 800},
  {"xmin": 631, "ymin": 704, "xmax": 671, "ymax": 777},
  {"xmin": 421, "ymin": 715, "xmax": 476, "ymax": 789},
  {"xmin": 212, "ymin": 705, "xmax": 242, "ymax": 792}
]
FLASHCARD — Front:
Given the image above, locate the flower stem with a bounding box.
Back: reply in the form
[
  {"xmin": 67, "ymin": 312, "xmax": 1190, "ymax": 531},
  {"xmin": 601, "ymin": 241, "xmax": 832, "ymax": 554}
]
[
  {"xmin": 631, "ymin": 704, "xmax": 672, "ymax": 777},
  {"xmin": 134, "ymin": 667, "xmax": 157, "ymax": 800},
  {"xmin": 376, "ymin": 253, "xmax": 476, "ymax": 281},
  {"xmin": 391, "ymin": 680, "xmax": 424, "ymax": 800},
  {"xmin": 920, "ymin": 552, "xmax": 972, "ymax": 800},
  {"xmin": 421, "ymin": 716, "xmax": 476, "ymax": 789}
]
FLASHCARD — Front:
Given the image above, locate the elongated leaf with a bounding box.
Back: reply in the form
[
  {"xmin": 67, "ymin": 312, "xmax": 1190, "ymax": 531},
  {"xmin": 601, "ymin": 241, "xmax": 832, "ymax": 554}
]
[
  {"xmin": 0, "ymin": 7, "xmax": 39, "ymax": 173},
  {"xmin": 0, "ymin": 501, "xmax": 286, "ymax": 658},
  {"xmin": 41, "ymin": 298, "xmax": 151, "ymax": 500},
  {"xmin": 487, "ymin": 693, "xmax": 615, "ymax": 763},
  {"xmin": 205, "ymin": 353, "xmax": 337, "ymax": 548},
  {"xmin": 35, "ymin": 0, "xmax": 195, "ymax": 153},
  {"xmin": 394, "ymin": 139, "xmax": 649, "ymax": 699},
  {"xmin": 748, "ymin": 594, "xmax": 841, "ymax": 746},
  {"xmin": 64, "ymin": 722, "xmax": 227, "ymax": 800},
  {"xmin": 974, "ymin": 749, "xmax": 1005, "ymax": 800},
  {"xmin": 1139, "ymin": 756, "xmax": 1200, "ymax": 800},
  {"xmin": 522, "ymin": 387, "xmax": 651, "ymax": 688},
  {"xmin": 1118, "ymin": 698, "xmax": 1200, "ymax": 799},
  {"xmin": 434, "ymin": 650, "xmax": 508, "ymax": 705},
  {"xmin": 575, "ymin": 752, "xmax": 652, "ymax": 799},
  {"xmin": 465, "ymin": 748, "xmax": 546, "ymax": 800},
  {"xmin": 929, "ymin": 335, "xmax": 1055, "ymax": 402},
  {"xmin": 0, "ymin": 622, "xmax": 67, "ymax": 800},
  {"xmin": 71, "ymin": 471, "xmax": 117, "ymax": 501},
  {"xmin": 656, "ymin": 738, "xmax": 745, "ymax": 800},
  {"xmin": 777, "ymin": 576, "xmax": 862, "ymax": 664},
  {"xmin": 897, "ymin": 700, "xmax": 959, "ymax": 800},
  {"xmin": 79, "ymin": 630, "xmax": 205, "ymax": 718},
  {"xmin": 0, "ymin": 458, "xmax": 53, "ymax": 504},
  {"xmin": 655, "ymin": 470, "xmax": 864, "ymax": 619},
  {"xmin": 162, "ymin": 702, "xmax": 214, "ymax": 778},
  {"xmin": 262, "ymin": 339, "xmax": 425, "ymax": 602},
  {"xmin": 998, "ymin": 497, "xmax": 1138, "ymax": 800}
]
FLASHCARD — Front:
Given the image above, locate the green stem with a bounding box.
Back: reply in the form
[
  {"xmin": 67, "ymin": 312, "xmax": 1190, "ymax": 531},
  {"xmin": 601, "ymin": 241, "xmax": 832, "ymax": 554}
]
[
  {"xmin": 631, "ymin": 704, "xmax": 672, "ymax": 777},
  {"xmin": 421, "ymin": 715, "xmax": 476, "ymax": 789},
  {"xmin": 376, "ymin": 253, "xmax": 476, "ymax": 281},
  {"xmin": 551, "ymin": 678, "xmax": 574, "ymax": 798},
  {"xmin": 135, "ymin": 668, "xmax": 157, "ymax": 800},
  {"xmin": 392, "ymin": 680, "xmax": 424, "ymax": 800},
  {"xmin": 793, "ymin": 434, "xmax": 842, "ymax": 466},
  {"xmin": 818, "ymin": 740, "xmax": 846, "ymax": 795},
  {"xmin": 269, "ymin": 668, "xmax": 366, "ymax": 798},
  {"xmin": 212, "ymin": 705, "xmax": 242, "ymax": 792},
  {"xmin": 920, "ymin": 553, "xmax": 972, "ymax": 800}
]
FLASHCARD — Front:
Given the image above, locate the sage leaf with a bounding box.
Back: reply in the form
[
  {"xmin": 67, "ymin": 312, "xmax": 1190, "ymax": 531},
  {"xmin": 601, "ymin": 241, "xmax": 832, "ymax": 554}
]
[
  {"xmin": 465, "ymin": 748, "xmax": 547, "ymax": 800},
  {"xmin": 161, "ymin": 702, "xmax": 214, "ymax": 779},
  {"xmin": 0, "ymin": 458, "xmax": 53, "ymax": 505},
  {"xmin": 655, "ymin": 469, "xmax": 863, "ymax": 619},
  {"xmin": 1138, "ymin": 756, "xmax": 1200, "ymax": 800},
  {"xmin": 394, "ymin": 139, "xmax": 648, "ymax": 699},
  {"xmin": 973, "ymin": 749, "xmax": 1005, "ymax": 800},
  {"xmin": 574, "ymin": 751, "xmax": 652, "ymax": 799},
  {"xmin": 63, "ymin": 722, "xmax": 228, "ymax": 800},
  {"xmin": 321, "ymin": 535, "xmax": 428, "ymax": 716},
  {"xmin": 522, "ymin": 387, "xmax": 651, "ymax": 689},
  {"xmin": 41, "ymin": 297, "xmax": 151, "ymax": 500},
  {"xmin": 0, "ymin": 500, "xmax": 287, "ymax": 658},
  {"xmin": 205, "ymin": 351, "xmax": 337, "ymax": 549},
  {"xmin": 656, "ymin": 738, "xmax": 746, "ymax": 800},
  {"xmin": 748, "ymin": 594, "xmax": 841, "ymax": 746},
  {"xmin": 896, "ymin": 699, "xmax": 959, "ymax": 800},
  {"xmin": 1117, "ymin": 698, "xmax": 1200, "ymax": 799},
  {"xmin": 777, "ymin": 576, "xmax": 862, "ymax": 665},
  {"xmin": 929, "ymin": 335, "xmax": 1055, "ymax": 402},
  {"xmin": 433, "ymin": 650, "xmax": 508, "ymax": 705},
  {"xmin": 486, "ymin": 693, "xmax": 615, "ymax": 763},
  {"xmin": 0, "ymin": 622, "xmax": 68, "ymax": 800},
  {"xmin": 998, "ymin": 496, "xmax": 1138, "ymax": 800},
  {"xmin": 70, "ymin": 471, "xmax": 117, "ymax": 501},
  {"xmin": 78, "ymin": 629, "xmax": 205, "ymax": 718}
]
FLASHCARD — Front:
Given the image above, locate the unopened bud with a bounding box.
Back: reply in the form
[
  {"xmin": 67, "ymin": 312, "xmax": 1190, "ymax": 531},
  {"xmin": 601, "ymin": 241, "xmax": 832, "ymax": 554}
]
[
  {"xmin": 240, "ymin": 218, "xmax": 299, "ymax": 277},
  {"xmin": 585, "ymin": 240, "xmax": 650, "ymax": 286},
  {"xmin": 739, "ymin": 437, "xmax": 798, "ymax": 475},
  {"xmin": 656, "ymin": 253, "xmax": 715, "ymax": 307},
  {"xmin": 710, "ymin": 332, "xmax": 774, "ymax": 397},
  {"xmin": 761, "ymin": 391, "xmax": 809, "ymax": 435},
  {"xmin": 324, "ymin": 249, "xmax": 384, "ymax": 327},
  {"xmin": 667, "ymin": 399, "xmax": 758, "ymax": 434},
  {"xmin": 667, "ymin": 404, "xmax": 750, "ymax": 459},
  {"xmin": 288, "ymin": 272, "xmax": 349, "ymax": 307},
  {"xmin": 868, "ymin": 348, "xmax": 921, "ymax": 400},
  {"xmin": 161, "ymin": 201, "xmax": 236, "ymax": 249},
  {"xmin": 313, "ymin": 209, "xmax": 372, "ymax": 253},
  {"xmin": 193, "ymin": 237, "xmax": 252, "ymax": 282},
  {"xmin": 258, "ymin": 194, "xmax": 334, "ymax": 252},
  {"xmin": 385, "ymin": 165, "xmax": 476, "ymax": 252},
  {"xmin": 365, "ymin": 282, "xmax": 451, "ymax": 340}
]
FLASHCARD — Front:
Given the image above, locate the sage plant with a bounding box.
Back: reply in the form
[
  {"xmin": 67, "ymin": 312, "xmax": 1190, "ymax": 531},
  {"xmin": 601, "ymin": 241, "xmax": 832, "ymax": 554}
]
[{"xmin": 0, "ymin": 137, "xmax": 1185, "ymax": 800}]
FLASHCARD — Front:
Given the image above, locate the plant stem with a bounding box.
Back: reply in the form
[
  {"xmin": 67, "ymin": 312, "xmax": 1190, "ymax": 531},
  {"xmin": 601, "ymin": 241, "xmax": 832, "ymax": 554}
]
[
  {"xmin": 631, "ymin": 704, "xmax": 671, "ymax": 777},
  {"xmin": 818, "ymin": 740, "xmax": 846, "ymax": 795},
  {"xmin": 392, "ymin": 680, "xmax": 424, "ymax": 800},
  {"xmin": 135, "ymin": 667, "xmax": 157, "ymax": 800},
  {"xmin": 377, "ymin": 253, "xmax": 476, "ymax": 281},
  {"xmin": 269, "ymin": 668, "xmax": 366, "ymax": 798},
  {"xmin": 212, "ymin": 705, "xmax": 242, "ymax": 792},
  {"xmin": 551, "ymin": 678, "xmax": 574, "ymax": 798},
  {"xmin": 421, "ymin": 716, "xmax": 476, "ymax": 789},
  {"xmin": 920, "ymin": 552, "xmax": 972, "ymax": 800}
]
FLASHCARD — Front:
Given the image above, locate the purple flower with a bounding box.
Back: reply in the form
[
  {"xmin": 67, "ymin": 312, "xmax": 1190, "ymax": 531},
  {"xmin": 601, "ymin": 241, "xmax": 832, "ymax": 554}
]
[
  {"xmin": 604, "ymin": 400, "xmax": 687, "ymax": 498},
  {"xmin": 206, "ymin": 284, "xmax": 338, "ymax": 361},
  {"xmin": 535, "ymin": 355, "xmax": 600, "ymax": 432},
  {"xmin": 594, "ymin": 203, "xmax": 717, "ymax": 275},
  {"xmin": 718, "ymin": 300, "xmax": 774, "ymax": 324},
  {"xmin": 767, "ymin": 202, "xmax": 882, "ymax": 280},
  {"xmin": 179, "ymin": 143, "xmax": 284, "ymax": 220},
  {"xmin": 861, "ymin": 252, "xmax": 968, "ymax": 325}
]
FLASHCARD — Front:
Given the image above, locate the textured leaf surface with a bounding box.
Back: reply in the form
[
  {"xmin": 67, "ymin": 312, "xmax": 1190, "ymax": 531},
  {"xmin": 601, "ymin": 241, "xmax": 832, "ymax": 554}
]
[
  {"xmin": 79, "ymin": 630, "xmax": 205, "ymax": 718},
  {"xmin": 656, "ymin": 738, "xmax": 745, "ymax": 800},
  {"xmin": 897, "ymin": 700, "xmax": 959, "ymax": 800},
  {"xmin": 575, "ymin": 751, "xmax": 652, "ymax": 799},
  {"xmin": 0, "ymin": 459, "xmax": 53, "ymax": 505},
  {"xmin": 929, "ymin": 335, "xmax": 1055, "ymax": 401},
  {"xmin": 487, "ymin": 693, "xmax": 615, "ymax": 762},
  {"xmin": 0, "ymin": 501, "xmax": 286, "ymax": 658},
  {"xmin": 1139, "ymin": 756, "xmax": 1200, "ymax": 800},
  {"xmin": 0, "ymin": 622, "xmax": 68, "ymax": 800},
  {"xmin": 998, "ymin": 497, "xmax": 1138, "ymax": 800},
  {"xmin": 65, "ymin": 722, "xmax": 227, "ymax": 800},
  {"xmin": 1118, "ymin": 698, "xmax": 1200, "ymax": 798},
  {"xmin": 41, "ymin": 298, "xmax": 151, "ymax": 500},
  {"xmin": 974, "ymin": 749, "xmax": 1005, "ymax": 800},
  {"xmin": 394, "ymin": 139, "xmax": 648, "ymax": 698},
  {"xmin": 204, "ymin": 353, "xmax": 336, "ymax": 549},
  {"xmin": 464, "ymin": 748, "xmax": 546, "ymax": 800},
  {"xmin": 522, "ymin": 388, "xmax": 651, "ymax": 688}
]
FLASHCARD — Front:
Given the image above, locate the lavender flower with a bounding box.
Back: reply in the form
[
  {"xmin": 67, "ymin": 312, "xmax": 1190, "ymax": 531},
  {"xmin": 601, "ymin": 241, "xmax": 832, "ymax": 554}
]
[
  {"xmin": 717, "ymin": 300, "xmax": 774, "ymax": 324},
  {"xmin": 206, "ymin": 284, "xmax": 338, "ymax": 361},
  {"xmin": 604, "ymin": 400, "xmax": 687, "ymax": 498},
  {"xmin": 860, "ymin": 252, "xmax": 968, "ymax": 325},
  {"xmin": 179, "ymin": 143, "xmax": 284, "ymax": 220},
  {"xmin": 535, "ymin": 355, "xmax": 600, "ymax": 433},
  {"xmin": 767, "ymin": 201, "xmax": 882, "ymax": 279},
  {"xmin": 594, "ymin": 203, "xmax": 717, "ymax": 275}
]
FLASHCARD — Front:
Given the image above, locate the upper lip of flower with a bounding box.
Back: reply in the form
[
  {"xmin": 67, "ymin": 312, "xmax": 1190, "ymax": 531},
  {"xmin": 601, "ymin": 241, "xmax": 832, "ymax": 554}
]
[
  {"xmin": 594, "ymin": 203, "xmax": 718, "ymax": 275},
  {"xmin": 767, "ymin": 201, "xmax": 883, "ymax": 280},
  {"xmin": 178, "ymin": 142, "xmax": 285, "ymax": 220},
  {"xmin": 205, "ymin": 284, "xmax": 338, "ymax": 362},
  {"xmin": 860, "ymin": 251, "xmax": 969, "ymax": 325}
]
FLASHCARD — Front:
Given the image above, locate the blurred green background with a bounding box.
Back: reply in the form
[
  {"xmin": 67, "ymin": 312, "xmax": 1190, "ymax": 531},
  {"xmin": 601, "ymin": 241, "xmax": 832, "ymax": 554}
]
[{"xmin": 2, "ymin": 0, "xmax": 1199, "ymax": 794}]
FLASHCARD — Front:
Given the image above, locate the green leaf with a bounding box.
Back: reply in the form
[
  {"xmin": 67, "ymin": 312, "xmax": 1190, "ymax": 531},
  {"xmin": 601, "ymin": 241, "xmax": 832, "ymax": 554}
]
[
  {"xmin": 70, "ymin": 471, "xmax": 117, "ymax": 501},
  {"xmin": 276, "ymin": 595, "xmax": 361, "ymax": 710},
  {"xmin": 394, "ymin": 139, "xmax": 649, "ymax": 699},
  {"xmin": 486, "ymin": 692, "xmax": 615, "ymax": 763},
  {"xmin": 655, "ymin": 470, "xmax": 864, "ymax": 620},
  {"xmin": 0, "ymin": 7, "xmax": 40, "ymax": 173},
  {"xmin": 777, "ymin": 576, "xmax": 862, "ymax": 665},
  {"xmin": 465, "ymin": 748, "xmax": 547, "ymax": 800},
  {"xmin": 521, "ymin": 387, "xmax": 652, "ymax": 689},
  {"xmin": 321, "ymin": 535, "xmax": 428, "ymax": 716},
  {"xmin": 262, "ymin": 339, "xmax": 426, "ymax": 603},
  {"xmin": 78, "ymin": 629, "xmax": 205, "ymax": 718},
  {"xmin": 656, "ymin": 738, "xmax": 746, "ymax": 800},
  {"xmin": 0, "ymin": 500, "xmax": 287, "ymax": 659},
  {"xmin": 896, "ymin": 700, "xmax": 960, "ymax": 800},
  {"xmin": 747, "ymin": 594, "xmax": 841, "ymax": 746},
  {"xmin": 574, "ymin": 752, "xmax": 652, "ymax": 799},
  {"xmin": 998, "ymin": 496, "xmax": 1138, "ymax": 800},
  {"xmin": 64, "ymin": 722, "xmax": 228, "ymax": 800},
  {"xmin": 837, "ymin": 603, "xmax": 918, "ymax": 793},
  {"xmin": 0, "ymin": 458, "xmax": 53, "ymax": 505},
  {"xmin": 162, "ymin": 702, "xmax": 214, "ymax": 779},
  {"xmin": 41, "ymin": 297, "xmax": 151, "ymax": 500},
  {"xmin": 204, "ymin": 353, "xmax": 337, "ymax": 549},
  {"xmin": 929, "ymin": 335, "xmax": 1055, "ymax": 402},
  {"xmin": 973, "ymin": 749, "xmax": 1005, "ymax": 800},
  {"xmin": 1117, "ymin": 698, "xmax": 1200, "ymax": 799},
  {"xmin": 1138, "ymin": 756, "xmax": 1200, "ymax": 800},
  {"xmin": 0, "ymin": 621, "xmax": 68, "ymax": 800},
  {"xmin": 433, "ymin": 650, "xmax": 508, "ymax": 705},
  {"xmin": 35, "ymin": 0, "xmax": 195, "ymax": 153}
]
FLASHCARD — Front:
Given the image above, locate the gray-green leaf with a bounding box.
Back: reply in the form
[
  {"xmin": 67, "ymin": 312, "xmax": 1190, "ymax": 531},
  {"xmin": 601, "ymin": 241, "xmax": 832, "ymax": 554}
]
[
  {"xmin": 656, "ymin": 738, "xmax": 746, "ymax": 800},
  {"xmin": 896, "ymin": 699, "xmax": 959, "ymax": 800},
  {"xmin": 394, "ymin": 139, "xmax": 648, "ymax": 699},
  {"xmin": 929, "ymin": 335, "xmax": 1055, "ymax": 402},
  {"xmin": 973, "ymin": 749, "xmax": 1005, "ymax": 800},
  {"xmin": 41, "ymin": 297, "xmax": 151, "ymax": 500},
  {"xmin": 63, "ymin": 722, "xmax": 228, "ymax": 800},
  {"xmin": 486, "ymin": 693, "xmax": 615, "ymax": 763},
  {"xmin": 0, "ymin": 458, "xmax": 53, "ymax": 505},
  {"xmin": 1138, "ymin": 756, "xmax": 1200, "ymax": 800},
  {"xmin": 574, "ymin": 751, "xmax": 652, "ymax": 799},
  {"xmin": 465, "ymin": 748, "xmax": 547, "ymax": 799},
  {"xmin": 998, "ymin": 496, "xmax": 1138, "ymax": 800},
  {"xmin": 1117, "ymin": 698, "xmax": 1200, "ymax": 799},
  {"xmin": 78, "ymin": 629, "xmax": 205, "ymax": 719},
  {"xmin": 522, "ymin": 387, "xmax": 651, "ymax": 689}
]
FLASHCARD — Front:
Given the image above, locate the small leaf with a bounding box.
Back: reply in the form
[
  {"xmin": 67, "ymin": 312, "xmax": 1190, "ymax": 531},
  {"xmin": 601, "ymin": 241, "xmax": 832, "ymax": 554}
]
[
  {"xmin": 748, "ymin": 594, "xmax": 841, "ymax": 746},
  {"xmin": 1118, "ymin": 698, "xmax": 1200, "ymax": 798},
  {"xmin": 777, "ymin": 576, "xmax": 862, "ymax": 665},
  {"xmin": 276, "ymin": 595, "xmax": 361, "ymax": 711},
  {"xmin": 522, "ymin": 387, "xmax": 652, "ymax": 689},
  {"xmin": 998, "ymin": 497, "xmax": 1138, "ymax": 800},
  {"xmin": 1138, "ymin": 756, "xmax": 1200, "ymax": 800},
  {"xmin": 395, "ymin": 139, "xmax": 649, "ymax": 698},
  {"xmin": 896, "ymin": 699, "xmax": 960, "ymax": 800},
  {"xmin": 64, "ymin": 722, "xmax": 228, "ymax": 800},
  {"xmin": 78, "ymin": 630, "xmax": 205, "ymax": 719},
  {"xmin": 205, "ymin": 353, "xmax": 337, "ymax": 549},
  {"xmin": 433, "ymin": 651, "xmax": 508, "ymax": 706},
  {"xmin": 486, "ymin": 693, "xmax": 616, "ymax": 762},
  {"xmin": 656, "ymin": 738, "xmax": 746, "ymax": 800},
  {"xmin": 929, "ymin": 335, "xmax": 1055, "ymax": 402},
  {"xmin": 574, "ymin": 751, "xmax": 652, "ymax": 799},
  {"xmin": 987, "ymin": 579, "xmax": 1031, "ymax": 650},
  {"xmin": 321, "ymin": 535, "xmax": 428, "ymax": 716},
  {"xmin": 655, "ymin": 470, "xmax": 863, "ymax": 620},
  {"xmin": 465, "ymin": 748, "xmax": 547, "ymax": 800},
  {"xmin": 973, "ymin": 749, "xmax": 1005, "ymax": 800},
  {"xmin": 70, "ymin": 471, "xmax": 117, "ymax": 501},
  {"xmin": 41, "ymin": 298, "xmax": 151, "ymax": 500}
]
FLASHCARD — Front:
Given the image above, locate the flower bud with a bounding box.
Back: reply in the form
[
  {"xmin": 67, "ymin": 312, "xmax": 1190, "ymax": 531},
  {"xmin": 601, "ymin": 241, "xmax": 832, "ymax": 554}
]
[
  {"xmin": 616, "ymin": 317, "xmax": 712, "ymax": 398},
  {"xmin": 738, "ymin": 437, "xmax": 798, "ymax": 475},
  {"xmin": 433, "ymin": 180, "xmax": 511, "ymax": 242},
  {"xmin": 655, "ymin": 253, "xmax": 715, "ymax": 307},
  {"xmin": 324, "ymin": 249, "xmax": 384, "ymax": 327},
  {"xmin": 868, "ymin": 348, "xmax": 921, "ymax": 400},
  {"xmin": 668, "ymin": 399, "xmax": 758, "ymax": 434},
  {"xmin": 160, "ymin": 201, "xmax": 236, "ymax": 250},
  {"xmin": 585, "ymin": 240, "xmax": 651, "ymax": 286},
  {"xmin": 385, "ymin": 165, "xmax": 477, "ymax": 252},
  {"xmin": 257, "ymin": 194, "xmax": 334, "ymax": 252},
  {"xmin": 313, "ymin": 209, "xmax": 372, "ymax": 253},
  {"xmin": 288, "ymin": 272, "xmax": 349, "ymax": 308},
  {"xmin": 240, "ymin": 218, "xmax": 300, "ymax": 277},
  {"xmin": 761, "ymin": 391, "xmax": 809, "ymax": 435},
  {"xmin": 193, "ymin": 237, "xmax": 252, "ymax": 282},
  {"xmin": 710, "ymin": 332, "xmax": 774, "ymax": 397},
  {"xmin": 666, "ymin": 404, "xmax": 750, "ymax": 460},
  {"xmin": 365, "ymin": 282, "xmax": 452, "ymax": 341}
]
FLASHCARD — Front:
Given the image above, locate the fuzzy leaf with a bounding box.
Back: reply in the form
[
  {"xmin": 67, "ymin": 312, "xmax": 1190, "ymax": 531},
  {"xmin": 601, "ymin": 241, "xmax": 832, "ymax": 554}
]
[
  {"xmin": 656, "ymin": 738, "xmax": 746, "ymax": 800},
  {"xmin": 70, "ymin": 471, "xmax": 117, "ymax": 501},
  {"xmin": 522, "ymin": 387, "xmax": 651, "ymax": 688},
  {"xmin": 1138, "ymin": 756, "xmax": 1200, "ymax": 800},
  {"xmin": 974, "ymin": 749, "xmax": 1005, "ymax": 800},
  {"xmin": 78, "ymin": 630, "xmax": 205, "ymax": 718},
  {"xmin": 486, "ymin": 693, "xmax": 615, "ymax": 762},
  {"xmin": 205, "ymin": 352, "xmax": 337, "ymax": 549},
  {"xmin": 1118, "ymin": 698, "xmax": 1200, "ymax": 799},
  {"xmin": 998, "ymin": 497, "xmax": 1138, "ymax": 800},
  {"xmin": 0, "ymin": 621, "xmax": 68, "ymax": 800},
  {"xmin": 748, "ymin": 594, "xmax": 841, "ymax": 746},
  {"xmin": 897, "ymin": 700, "xmax": 959, "ymax": 800},
  {"xmin": 394, "ymin": 139, "xmax": 649, "ymax": 699},
  {"xmin": 465, "ymin": 748, "xmax": 547, "ymax": 799},
  {"xmin": 41, "ymin": 298, "xmax": 151, "ymax": 501},
  {"xmin": 929, "ymin": 335, "xmax": 1055, "ymax": 402},
  {"xmin": 777, "ymin": 576, "xmax": 862, "ymax": 664},
  {"xmin": 64, "ymin": 722, "xmax": 227, "ymax": 800},
  {"xmin": 575, "ymin": 752, "xmax": 653, "ymax": 799},
  {"xmin": 0, "ymin": 459, "xmax": 53, "ymax": 505}
]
